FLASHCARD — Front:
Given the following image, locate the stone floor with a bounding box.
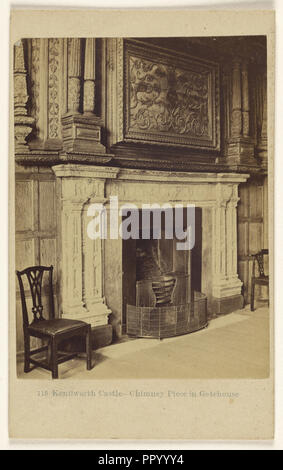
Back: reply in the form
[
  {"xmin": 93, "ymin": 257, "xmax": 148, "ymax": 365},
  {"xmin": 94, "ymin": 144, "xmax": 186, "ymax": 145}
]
[{"xmin": 17, "ymin": 304, "xmax": 270, "ymax": 380}]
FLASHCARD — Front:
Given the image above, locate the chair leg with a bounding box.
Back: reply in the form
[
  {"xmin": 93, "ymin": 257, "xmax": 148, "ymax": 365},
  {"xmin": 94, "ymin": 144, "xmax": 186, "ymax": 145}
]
[
  {"xmin": 24, "ymin": 332, "xmax": 30, "ymax": 373},
  {"xmin": 51, "ymin": 337, "xmax": 59, "ymax": 379},
  {"xmin": 86, "ymin": 325, "xmax": 92, "ymax": 371},
  {"xmin": 251, "ymin": 280, "xmax": 255, "ymax": 311}
]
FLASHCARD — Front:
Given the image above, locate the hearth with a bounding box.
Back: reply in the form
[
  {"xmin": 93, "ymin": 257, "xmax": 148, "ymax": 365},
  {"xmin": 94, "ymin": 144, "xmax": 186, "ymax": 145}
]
[{"xmin": 123, "ymin": 207, "xmax": 207, "ymax": 338}]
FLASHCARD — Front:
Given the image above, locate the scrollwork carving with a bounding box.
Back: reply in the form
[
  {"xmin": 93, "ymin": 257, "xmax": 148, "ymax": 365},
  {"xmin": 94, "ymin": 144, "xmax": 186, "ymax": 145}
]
[
  {"xmin": 30, "ymin": 39, "xmax": 40, "ymax": 135},
  {"xmin": 48, "ymin": 38, "xmax": 61, "ymax": 138},
  {"xmin": 128, "ymin": 55, "xmax": 209, "ymax": 138}
]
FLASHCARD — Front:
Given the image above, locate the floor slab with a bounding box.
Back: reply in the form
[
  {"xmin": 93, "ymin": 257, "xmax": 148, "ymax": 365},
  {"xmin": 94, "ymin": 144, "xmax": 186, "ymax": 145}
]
[{"xmin": 17, "ymin": 305, "xmax": 270, "ymax": 380}]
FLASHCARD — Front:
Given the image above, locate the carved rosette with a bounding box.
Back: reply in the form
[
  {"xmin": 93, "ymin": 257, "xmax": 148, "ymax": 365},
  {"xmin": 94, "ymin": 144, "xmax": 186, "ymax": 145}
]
[{"xmin": 14, "ymin": 40, "xmax": 34, "ymax": 152}]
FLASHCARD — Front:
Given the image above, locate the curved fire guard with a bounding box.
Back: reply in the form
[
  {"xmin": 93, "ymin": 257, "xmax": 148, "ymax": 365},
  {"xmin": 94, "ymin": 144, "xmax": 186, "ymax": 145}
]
[{"xmin": 126, "ymin": 291, "xmax": 208, "ymax": 339}]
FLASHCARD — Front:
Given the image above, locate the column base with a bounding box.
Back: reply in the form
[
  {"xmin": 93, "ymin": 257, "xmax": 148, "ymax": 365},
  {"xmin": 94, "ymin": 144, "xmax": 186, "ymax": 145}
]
[
  {"xmin": 61, "ymin": 301, "xmax": 111, "ymax": 328},
  {"xmin": 209, "ymin": 294, "xmax": 244, "ymax": 317},
  {"xmin": 227, "ymin": 137, "xmax": 256, "ymax": 167},
  {"xmin": 61, "ymin": 112, "xmax": 106, "ymax": 154}
]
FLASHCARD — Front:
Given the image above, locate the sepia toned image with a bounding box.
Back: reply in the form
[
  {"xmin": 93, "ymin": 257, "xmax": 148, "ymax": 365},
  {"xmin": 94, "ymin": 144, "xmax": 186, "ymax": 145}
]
[
  {"xmin": 14, "ymin": 34, "xmax": 270, "ymax": 381},
  {"xmin": 9, "ymin": 8, "xmax": 275, "ymax": 441}
]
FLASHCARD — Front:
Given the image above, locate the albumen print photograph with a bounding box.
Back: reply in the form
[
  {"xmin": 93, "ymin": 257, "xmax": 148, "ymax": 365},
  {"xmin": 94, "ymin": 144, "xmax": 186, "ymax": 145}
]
[{"xmin": 14, "ymin": 34, "xmax": 270, "ymax": 382}]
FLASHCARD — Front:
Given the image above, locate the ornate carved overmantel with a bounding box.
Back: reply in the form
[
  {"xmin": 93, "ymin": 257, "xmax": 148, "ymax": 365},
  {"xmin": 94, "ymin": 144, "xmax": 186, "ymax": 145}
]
[{"xmin": 107, "ymin": 38, "xmax": 220, "ymax": 152}]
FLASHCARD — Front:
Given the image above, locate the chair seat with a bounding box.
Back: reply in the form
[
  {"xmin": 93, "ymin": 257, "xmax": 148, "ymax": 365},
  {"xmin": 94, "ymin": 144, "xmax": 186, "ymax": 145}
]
[{"xmin": 28, "ymin": 318, "xmax": 87, "ymax": 337}]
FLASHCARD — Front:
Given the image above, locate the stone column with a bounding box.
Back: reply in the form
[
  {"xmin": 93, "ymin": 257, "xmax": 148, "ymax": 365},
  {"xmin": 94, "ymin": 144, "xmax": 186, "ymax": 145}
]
[
  {"xmin": 14, "ymin": 40, "xmax": 34, "ymax": 153},
  {"xmin": 61, "ymin": 38, "xmax": 106, "ymax": 156},
  {"xmin": 241, "ymin": 60, "xmax": 250, "ymax": 137},
  {"xmin": 211, "ymin": 183, "xmax": 243, "ymax": 313},
  {"xmin": 257, "ymin": 77, "xmax": 268, "ymax": 169},
  {"xmin": 68, "ymin": 38, "xmax": 81, "ymax": 113},
  {"xmin": 227, "ymin": 58, "xmax": 255, "ymax": 167},
  {"xmin": 83, "ymin": 38, "xmax": 96, "ymax": 114},
  {"xmin": 231, "ymin": 59, "xmax": 242, "ymax": 138}
]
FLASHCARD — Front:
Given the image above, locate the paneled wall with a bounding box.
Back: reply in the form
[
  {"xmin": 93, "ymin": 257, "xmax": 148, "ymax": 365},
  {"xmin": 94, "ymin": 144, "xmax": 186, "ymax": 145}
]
[
  {"xmin": 15, "ymin": 165, "xmax": 58, "ymax": 354},
  {"xmin": 238, "ymin": 175, "xmax": 268, "ymax": 304}
]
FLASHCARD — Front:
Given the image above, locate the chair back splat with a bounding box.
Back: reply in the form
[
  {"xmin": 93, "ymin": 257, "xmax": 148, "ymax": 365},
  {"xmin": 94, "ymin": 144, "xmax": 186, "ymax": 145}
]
[{"xmin": 16, "ymin": 265, "xmax": 54, "ymax": 327}]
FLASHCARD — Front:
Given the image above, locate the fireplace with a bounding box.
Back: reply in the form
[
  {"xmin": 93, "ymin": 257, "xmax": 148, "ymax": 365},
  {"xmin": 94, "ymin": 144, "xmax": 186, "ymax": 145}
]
[
  {"xmin": 52, "ymin": 164, "xmax": 249, "ymax": 342},
  {"xmin": 121, "ymin": 208, "xmax": 207, "ymax": 338}
]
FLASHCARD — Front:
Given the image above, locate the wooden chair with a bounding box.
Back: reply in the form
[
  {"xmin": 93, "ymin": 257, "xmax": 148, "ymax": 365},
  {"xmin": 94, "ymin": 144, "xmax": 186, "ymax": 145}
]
[
  {"xmin": 16, "ymin": 265, "xmax": 92, "ymax": 379},
  {"xmin": 250, "ymin": 249, "xmax": 269, "ymax": 311}
]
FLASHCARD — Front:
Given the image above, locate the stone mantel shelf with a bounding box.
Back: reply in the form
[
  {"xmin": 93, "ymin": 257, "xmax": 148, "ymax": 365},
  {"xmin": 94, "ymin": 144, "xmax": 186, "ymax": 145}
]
[{"xmin": 52, "ymin": 163, "xmax": 249, "ymax": 185}]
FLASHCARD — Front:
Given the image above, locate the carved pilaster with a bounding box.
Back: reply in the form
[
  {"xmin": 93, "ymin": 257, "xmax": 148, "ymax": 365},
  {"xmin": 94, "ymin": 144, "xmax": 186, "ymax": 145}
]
[
  {"xmin": 14, "ymin": 40, "xmax": 34, "ymax": 153},
  {"xmin": 211, "ymin": 183, "xmax": 243, "ymax": 300},
  {"xmin": 52, "ymin": 165, "xmax": 119, "ymax": 327}
]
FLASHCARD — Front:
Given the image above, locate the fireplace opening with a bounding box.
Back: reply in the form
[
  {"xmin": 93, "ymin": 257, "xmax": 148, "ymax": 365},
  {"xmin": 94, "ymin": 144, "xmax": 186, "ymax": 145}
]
[{"xmin": 122, "ymin": 207, "xmax": 207, "ymax": 338}]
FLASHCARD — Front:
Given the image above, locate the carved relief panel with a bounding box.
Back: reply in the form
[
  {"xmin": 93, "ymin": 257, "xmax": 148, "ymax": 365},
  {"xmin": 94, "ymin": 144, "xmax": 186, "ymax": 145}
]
[{"xmin": 107, "ymin": 39, "xmax": 220, "ymax": 151}]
